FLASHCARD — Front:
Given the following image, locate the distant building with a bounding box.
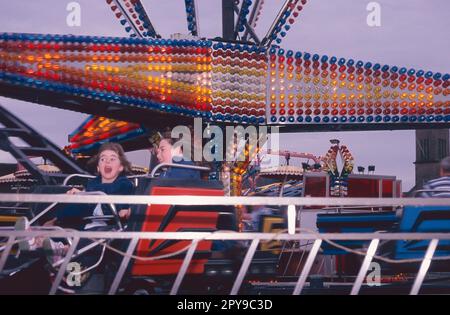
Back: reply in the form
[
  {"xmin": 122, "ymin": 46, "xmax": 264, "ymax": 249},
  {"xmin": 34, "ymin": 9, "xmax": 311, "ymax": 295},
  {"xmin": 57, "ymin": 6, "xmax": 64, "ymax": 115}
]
[{"xmin": 414, "ymin": 129, "xmax": 450, "ymax": 190}]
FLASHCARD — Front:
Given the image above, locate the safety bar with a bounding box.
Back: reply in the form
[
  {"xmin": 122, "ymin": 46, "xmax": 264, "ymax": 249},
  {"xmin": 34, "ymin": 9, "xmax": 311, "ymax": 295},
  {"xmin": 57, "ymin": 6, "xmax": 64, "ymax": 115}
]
[
  {"xmin": 150, "ymin": 163, "xmax": 210, "ymax": 177},
  {"xmin": 125, "ymin": 174, "xmax": 152, "ymax": 187},
  {"xmin": 63, "ymin": 174, "xmax": 95, "ymax": 186},
  {"xmin": 63, "ymin": 173, "xmax": 153, "ymax": 185},
  {"xmin": 28, "ymin": 191, "xmax": 123, "ymax": 231},
  {"xmin": 63, "ymin": 167, "xmax": 210, "ymax": 186},
  {"xmin": 62, "ymin": 173, "xmax": 153, "ymax": 189},
  {"xmin": 75, "ymin": 191, "xmax": 122, "ymax": 231}
]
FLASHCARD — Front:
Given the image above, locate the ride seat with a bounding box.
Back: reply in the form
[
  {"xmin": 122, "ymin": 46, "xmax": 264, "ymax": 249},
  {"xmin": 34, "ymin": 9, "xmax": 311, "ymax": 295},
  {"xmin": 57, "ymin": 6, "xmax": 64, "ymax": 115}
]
[
  {"xmin": 316, "ymin": 212, "xmax": 399, "ymax": 255},
  {"xmin": 394, "ymin": 206, "xmax": 450, "ymax": 260},
  {"xmin": 127, "ymin": 178, "xmax": 235, "ymax": 276}
]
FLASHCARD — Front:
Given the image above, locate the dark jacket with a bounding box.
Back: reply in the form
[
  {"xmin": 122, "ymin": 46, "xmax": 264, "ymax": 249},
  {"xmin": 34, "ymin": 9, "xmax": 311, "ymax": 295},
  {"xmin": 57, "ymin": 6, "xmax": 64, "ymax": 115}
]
[
  {"xmin": 56, "ymin": 175, "xmax": 134, "ymax": 225},
  {"xmin": 160, "ymin": 158, "xmax": 201, "ymax": 180}
]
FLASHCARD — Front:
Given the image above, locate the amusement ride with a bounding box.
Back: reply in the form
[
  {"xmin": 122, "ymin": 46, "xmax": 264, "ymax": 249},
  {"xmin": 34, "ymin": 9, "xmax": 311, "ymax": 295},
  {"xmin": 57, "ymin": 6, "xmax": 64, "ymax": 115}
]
[{"xmin": 0, "ymin": 0, "xmax": 448, "ymax": 295}]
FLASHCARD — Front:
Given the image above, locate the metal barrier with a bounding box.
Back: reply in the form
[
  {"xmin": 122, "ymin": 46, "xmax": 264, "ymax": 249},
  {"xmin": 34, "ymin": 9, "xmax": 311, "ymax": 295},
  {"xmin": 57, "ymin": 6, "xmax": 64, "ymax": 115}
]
[
  {"xmin": 63, "ymin": 174, "xmax": 96, "ymax": 186},
  {"xmin": 0, "ymin": 194, "xmax": 450, "ymax": 295},
  {"xmin": 150, "ymin": 163, "xmax": 210, "ymax": 177}
]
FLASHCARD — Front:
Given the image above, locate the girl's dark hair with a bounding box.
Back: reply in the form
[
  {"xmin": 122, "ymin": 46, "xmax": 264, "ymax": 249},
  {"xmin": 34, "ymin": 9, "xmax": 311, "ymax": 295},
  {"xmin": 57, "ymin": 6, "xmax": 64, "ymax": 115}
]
[{"xmin": 88, "ymin": 142, "xmax": 132, "ymax": 175}]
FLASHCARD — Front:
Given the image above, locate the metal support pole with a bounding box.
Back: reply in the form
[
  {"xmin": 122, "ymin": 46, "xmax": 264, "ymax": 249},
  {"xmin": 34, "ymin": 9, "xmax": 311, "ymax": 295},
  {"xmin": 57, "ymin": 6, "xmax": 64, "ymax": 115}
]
[
  {"xmin": 49, "ymin": 237, "xmax": 80, "ymax": 295},
  {"xmin": 232, "ymin": 2, "xmax": 260, "ymax": 44},
  {"xmin": 184, "ymin": 0, "xmax": 200, "ymax": 36},
  {"xmin": 410, "ymin": 239, "xmax": 439, "ymax": 295},
  {"xmin": 108, "ymin": 237, "xmax": 139, "ymax": 295},
  {"xmin": 350, "ymin": 238, "xmax": 379, "ymax": 295},
  {"xmin": 243, "ymin": 0, "xmax": 263, "ymax": 41},
  {"xmin": 222, "ymin": 0, "xmax": 235, "ymax": 40},
  {"xmin": 230, "ymin": 239, "xmax": 259, "ymax": 295},
  {"xmin": 293, "ymin": 239, "xmax": 322, "ymax": 295},
  {"xmin": 170, "ymin": 239, "xmax": 199, "ymax": 295},
  {"xmin": 0, "ymin": 236, "xmax": 15, "ymax": 273},
  {"xmin": 261, "ymin": 0, "xmax": 291, "ymax": 47}
]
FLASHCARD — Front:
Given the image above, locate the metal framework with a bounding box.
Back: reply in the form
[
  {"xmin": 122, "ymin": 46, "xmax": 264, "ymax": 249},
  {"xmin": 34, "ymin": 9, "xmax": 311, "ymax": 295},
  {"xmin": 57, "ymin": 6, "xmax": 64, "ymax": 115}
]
[
  {"xmin": 0, "ymin": 105, "xmax": 89, "ymax": 185},
  {"xmin": 0, "ymin": 82, "xmax": 194, "ymax": 129},
  {"xmin": 242, "ymin": 0, "xmax": 264, "ymax": 41},
  {"xmin": 1, "ymin": 227, "xmax": 449, "ymax": 295},
  {"xmin": 110, "ymin": 0, "xmax": 158, "ymax": 38},
  {"xmin": 184, "ymin": 0, "xmax": 200, "ymax": 36},
  {"xmin": 231, "ymin": 1, "xmax": 260, "ymax": 44},
  {"xmin": 261, "ymin": 0, "xmax": 291, "ymax": 47}
]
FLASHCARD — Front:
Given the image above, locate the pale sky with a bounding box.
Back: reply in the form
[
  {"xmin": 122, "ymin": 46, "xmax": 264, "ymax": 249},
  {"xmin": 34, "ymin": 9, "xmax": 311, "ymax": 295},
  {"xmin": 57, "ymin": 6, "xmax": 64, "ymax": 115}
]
[{"xmin": 0, "ymin": 0, "xmax": 449, "ymax": 191}]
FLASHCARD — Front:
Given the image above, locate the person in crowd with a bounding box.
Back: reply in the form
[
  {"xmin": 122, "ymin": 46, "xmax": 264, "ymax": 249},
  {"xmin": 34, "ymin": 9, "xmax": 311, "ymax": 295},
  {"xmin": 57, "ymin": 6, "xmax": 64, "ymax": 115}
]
[{"xmin": 418, "ymin": 156, "xmax": 450, "ymax": 198}]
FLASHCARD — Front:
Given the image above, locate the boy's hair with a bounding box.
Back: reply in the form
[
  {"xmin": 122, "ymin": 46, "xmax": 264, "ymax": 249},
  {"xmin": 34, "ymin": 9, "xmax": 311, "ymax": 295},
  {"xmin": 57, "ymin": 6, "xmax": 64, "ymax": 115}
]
[
  {"xmin": 157, "ymin": 127, "xmax": 205, "ymax": 167},
  {"xmin": 160, "ymin": 129, "xmax": 176, "ymax": 146},
  {"xmin": 157, "ymin": 128, "xmax": 188, "ymax": 154},
  {"xmin": 88, "ymin": 142, "xmax": 132, "ymax": 175}
]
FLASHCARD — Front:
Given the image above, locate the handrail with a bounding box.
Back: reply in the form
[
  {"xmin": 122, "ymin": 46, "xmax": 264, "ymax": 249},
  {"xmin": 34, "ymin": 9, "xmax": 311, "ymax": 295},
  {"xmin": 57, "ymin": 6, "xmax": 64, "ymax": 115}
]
[
  {"xmin": 150, "ymin": 162, "xmax": 210, "ymax": 177},
  {"xmin": 63, "ymin": 173, "xmax": 154, "ymax": 185},
  {"xmin": 125, "ymin": 174, "xmax": 152, "ymax": 188},
  {"xmin": 62, "ymin": 173, "xmax": 154, "ymax": 191},
  {"xmin": 63, "ymin": 174, "xmax": 96, "ymax": 186},
  {"xmin": 1, "ymin": 230, "xmax": 450, "ymax": 240},
  {"xmin": 126, "ymin": 174, "xmax": 152, "ymax": 180},
  {"xmin": 1, "ymin": 194, "xmax": 449, "ymax": 207}
]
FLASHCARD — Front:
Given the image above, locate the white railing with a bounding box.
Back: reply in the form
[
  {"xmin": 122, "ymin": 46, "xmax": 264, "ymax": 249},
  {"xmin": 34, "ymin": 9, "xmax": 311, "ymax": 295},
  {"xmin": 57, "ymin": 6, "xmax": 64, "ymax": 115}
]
[
  {"xmin": 0, "ymin": 194, "xmax": 449, "ymax": 207},
  {"xmin": 0, "ymin": 194, "xmax": 450, "ymax": 295}
]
